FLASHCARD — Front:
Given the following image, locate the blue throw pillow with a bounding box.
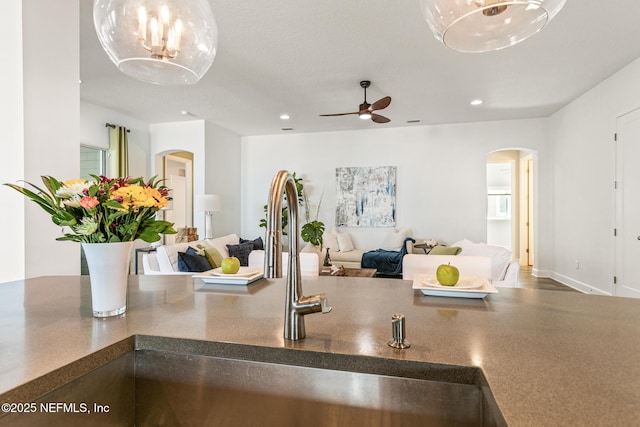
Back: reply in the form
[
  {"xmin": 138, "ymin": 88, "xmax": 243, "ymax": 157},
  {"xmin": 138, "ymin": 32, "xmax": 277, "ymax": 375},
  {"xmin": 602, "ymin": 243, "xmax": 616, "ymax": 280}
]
[
  {"xmin": 226, "ymin": 241, "xmax": 254, "ymax": 266},
  {"xmin": 178, "ymin": 249, "xmax": 212, "ymax": 272},
  {"xmin": 240, "ymin": 236, "xmax": 264, "ymax": 250}
]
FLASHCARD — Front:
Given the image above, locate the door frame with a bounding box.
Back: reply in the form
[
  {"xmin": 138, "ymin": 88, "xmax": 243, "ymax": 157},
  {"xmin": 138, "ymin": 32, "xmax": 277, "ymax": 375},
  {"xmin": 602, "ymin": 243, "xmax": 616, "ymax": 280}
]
[{"xmin": 614, "ymin": 107, "xmax": 640, "ymax": 297}]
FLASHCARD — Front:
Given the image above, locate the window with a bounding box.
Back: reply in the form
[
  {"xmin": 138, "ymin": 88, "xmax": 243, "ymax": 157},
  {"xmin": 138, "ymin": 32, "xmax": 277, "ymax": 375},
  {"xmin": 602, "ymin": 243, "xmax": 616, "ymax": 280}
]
[{"xmin": 80, "ymin": 145, "xmax": 107, "ymax": 180}]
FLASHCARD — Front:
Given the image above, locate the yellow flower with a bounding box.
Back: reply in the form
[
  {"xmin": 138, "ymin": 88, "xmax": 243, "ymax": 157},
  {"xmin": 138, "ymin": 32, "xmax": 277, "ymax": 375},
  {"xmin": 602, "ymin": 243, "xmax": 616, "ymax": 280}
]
[
  {"xmin": 144, "ymin": 187, "xmax": 169, "ymax": 209},
  {"xmin": 110, "ymin": 185, "xmax": 168, "ymax": 211}
]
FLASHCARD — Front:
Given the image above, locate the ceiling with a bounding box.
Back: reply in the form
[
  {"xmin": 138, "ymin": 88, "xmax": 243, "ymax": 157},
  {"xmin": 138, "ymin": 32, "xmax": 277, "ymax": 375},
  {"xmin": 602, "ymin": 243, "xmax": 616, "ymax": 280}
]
[{"xmin": 79, "ymin": 1, "xmax": 640, "ymax": 137}]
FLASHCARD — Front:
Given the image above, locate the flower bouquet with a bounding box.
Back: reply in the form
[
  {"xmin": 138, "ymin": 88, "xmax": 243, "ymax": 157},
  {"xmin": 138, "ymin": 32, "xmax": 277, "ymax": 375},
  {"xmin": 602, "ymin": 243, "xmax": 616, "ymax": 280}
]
[
  {"xmin": 5, "ymin": 175, "xmax": 177, "ymax": 317},
  {"xmin": 4, "ymin": 175, "xmax": 176, "ymax": 243}
]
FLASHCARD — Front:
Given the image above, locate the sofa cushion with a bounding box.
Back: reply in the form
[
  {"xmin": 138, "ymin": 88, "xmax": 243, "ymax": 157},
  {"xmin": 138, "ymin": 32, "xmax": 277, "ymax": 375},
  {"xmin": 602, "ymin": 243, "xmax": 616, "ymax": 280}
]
[
  {"xmin": 240, "ymin": 236, "xmax": 264, "ymax": 250},
  {"xmin": 322, "ymin": 228, "xmax": 339, "ymax": 250},
  {"xmin": 226, "ymin": 241, "xmax": 254, "ymax": 266},
  {"xmin": 428, "ymin": 245, "xmax": 462, "ymax": 255},
  {"xmin": 205, "ymin": 234, "xmax": 240, "ymax": 258},
  {"xmin": 157, "ymin": 240, "xmax": 209, "ymax": 272},
  {"xmin": 329, "ymin": 248, "xmax": 365, "ymax": 263},
  {"xmin": 337, "ymin": 232, "xmax": 354, "ymax": 252},
  {"xmin": 451, "ymin": 239, "xmax": 475, "ymax": 252},
  {"xmin": 177, "ymin": 248, "xmax": 212, "ymax": 272},
  {"xmin": 381, "ymin": 228, "xmax": 407, "ymax": 251},
  {"xmin": 459, "ymin": 242, "xmax": 512, "ymax": 281},
  {"xmin": 196, "ymin": 244, "xmax": 223, "ymax": 269}
]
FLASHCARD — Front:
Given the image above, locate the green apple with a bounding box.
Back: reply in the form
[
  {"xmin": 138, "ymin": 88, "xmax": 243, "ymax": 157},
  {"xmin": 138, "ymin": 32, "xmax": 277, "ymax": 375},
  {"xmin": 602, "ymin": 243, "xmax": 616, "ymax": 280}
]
[
  {"xmin": 436, "ymin": 263, "xmax": 459, "ymax": 286},
  {"xmin": 220, "ymin": 257, "xmax": 240, "ymax": 274}
]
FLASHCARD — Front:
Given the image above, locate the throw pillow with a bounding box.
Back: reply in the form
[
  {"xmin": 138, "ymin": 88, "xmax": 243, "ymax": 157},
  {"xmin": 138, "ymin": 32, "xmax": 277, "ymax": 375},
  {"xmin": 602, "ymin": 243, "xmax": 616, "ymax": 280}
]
[
  {"xmin": 226, "ymin": 241, "xmax": 254, "ymax": 266},
  {"xmin": 336, "ymin": 232, "xmax": 354, "ymax": 252},
  {"xmin": 205, "ymin": 233, "xmax": 240, "ymax": 258},
  {"xmin": 381, "ymin": 228, "xmax": 407, "ymax": 251},
  {"xmin": 178, "ymin": 250, "xmax": 212, "ymax": 272},
  {"xmin": 195, "ymin": 244, "xmax": 223, "ymax": 269},
  {"xmin": 428, "ymin": 245, "xmax": 462, "ymax": 255},
  {"xmin": 240, "ymin": 236, "xmax": 264, "ymax": 250},
  {"xmin": 322, "ymin": 228, "xmax": 339, "ymax": 250}
]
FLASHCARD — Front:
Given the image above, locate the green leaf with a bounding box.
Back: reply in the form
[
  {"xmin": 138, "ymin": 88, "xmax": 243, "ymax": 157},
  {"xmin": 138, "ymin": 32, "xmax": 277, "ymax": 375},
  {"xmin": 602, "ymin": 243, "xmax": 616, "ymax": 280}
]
[
  {"xmin": 52, "ymin": 210, "xmax": 76, "ymax": 227},
  {"xmin": 301, "ymin": 220, "xmax": 325, "ymax": 246},
  {"xmin": 4, "ymin": 183, "xmax": 59, "ymax": 215}
]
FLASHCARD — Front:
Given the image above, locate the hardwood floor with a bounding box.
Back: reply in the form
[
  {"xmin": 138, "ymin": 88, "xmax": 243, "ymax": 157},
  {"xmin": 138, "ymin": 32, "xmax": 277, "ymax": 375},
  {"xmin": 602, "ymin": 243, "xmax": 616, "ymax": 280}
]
[{"xmin": 518, "ymin": 266, "xmax": 579, "ymax": 292}]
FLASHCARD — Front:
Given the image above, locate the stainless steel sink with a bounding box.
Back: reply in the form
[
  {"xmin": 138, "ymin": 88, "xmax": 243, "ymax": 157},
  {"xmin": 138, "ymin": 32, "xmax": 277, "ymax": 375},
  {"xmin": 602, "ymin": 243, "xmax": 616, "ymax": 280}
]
[{"xmin": 0, "ymin": 337, "xmax": 505, "ymax": 426}]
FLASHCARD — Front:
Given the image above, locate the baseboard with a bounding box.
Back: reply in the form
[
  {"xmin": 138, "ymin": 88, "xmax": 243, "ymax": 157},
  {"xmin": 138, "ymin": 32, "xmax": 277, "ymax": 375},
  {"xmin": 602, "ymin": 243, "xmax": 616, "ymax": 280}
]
[
  {"xmin": 530, "ymin": 268, "xmax": 551, "ymax": 278},
  {"xmin": 549, "ymin": 272, "xmax": 610, "ymax": 295}
]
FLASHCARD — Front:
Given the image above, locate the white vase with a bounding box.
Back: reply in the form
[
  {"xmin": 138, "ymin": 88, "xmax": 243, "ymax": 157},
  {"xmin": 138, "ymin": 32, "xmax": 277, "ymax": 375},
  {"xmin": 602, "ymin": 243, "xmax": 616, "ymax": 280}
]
[{"xmin": 82, "ymin": 241, "xmax": 134, "ymax": 318}]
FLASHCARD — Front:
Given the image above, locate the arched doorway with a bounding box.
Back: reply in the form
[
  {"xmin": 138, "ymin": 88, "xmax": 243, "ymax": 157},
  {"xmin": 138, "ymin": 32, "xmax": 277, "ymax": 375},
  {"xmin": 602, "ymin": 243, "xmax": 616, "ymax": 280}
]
[{"xmin": 156, "ymin": 151, "xmax": 194, "ymax": 245}]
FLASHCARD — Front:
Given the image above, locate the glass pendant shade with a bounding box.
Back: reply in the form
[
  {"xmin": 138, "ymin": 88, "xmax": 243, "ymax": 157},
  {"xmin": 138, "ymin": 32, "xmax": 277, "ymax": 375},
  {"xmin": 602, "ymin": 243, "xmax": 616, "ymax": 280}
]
[
  {"xmin": 93, "ymin": 0, "xmax": 218, "ymax": 85},
  {"xmin": 419, "ymin": 0, "xmax": 566, "ymax": 53}
]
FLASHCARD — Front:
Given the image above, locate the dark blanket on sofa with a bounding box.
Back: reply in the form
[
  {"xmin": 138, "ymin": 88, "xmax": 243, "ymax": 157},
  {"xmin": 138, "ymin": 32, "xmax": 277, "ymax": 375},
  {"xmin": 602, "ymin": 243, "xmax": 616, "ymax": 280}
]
[{"xmin": 361, "ymin": 237, "xmax": 415, "ymax": 275}]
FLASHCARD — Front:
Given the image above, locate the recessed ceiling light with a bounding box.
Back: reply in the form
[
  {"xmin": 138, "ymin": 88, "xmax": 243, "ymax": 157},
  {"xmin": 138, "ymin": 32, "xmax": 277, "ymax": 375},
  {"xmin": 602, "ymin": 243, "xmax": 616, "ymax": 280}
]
[
  {"xmin": 180, "ymin": 110, "xmax": 190, "ymax": 115},
  {"xmin": 470, "ymin": 99, "xmax": 483, "ymax": 106},
  {"xmin": 282, "ymin": 128, "xmax": 294, "ymax": 131},
  {"xmin": 280, "ymin": 114, "xmax": 290, "ymax": 120}
]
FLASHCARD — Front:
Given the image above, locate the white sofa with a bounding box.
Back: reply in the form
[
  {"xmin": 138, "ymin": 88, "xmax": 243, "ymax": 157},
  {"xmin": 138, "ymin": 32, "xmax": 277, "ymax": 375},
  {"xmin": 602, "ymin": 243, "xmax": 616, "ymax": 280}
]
[
  {"xmin": 323, "ymin": 228, "xmax": 413, "ymax": 269},
  {"xmin": 402, "ymin": 239, "xmax": 520, "ymax": 287},
  {"xmin": 248, "ymin": 250, "xmax": 319, "ymax": 277},
  {"xmin": 142, "ymin": 234, "xmax": 241, "ymax": 275},
  {"xmin": 142, "ymin": 233, "xmax": 320, "ymax": 276}
]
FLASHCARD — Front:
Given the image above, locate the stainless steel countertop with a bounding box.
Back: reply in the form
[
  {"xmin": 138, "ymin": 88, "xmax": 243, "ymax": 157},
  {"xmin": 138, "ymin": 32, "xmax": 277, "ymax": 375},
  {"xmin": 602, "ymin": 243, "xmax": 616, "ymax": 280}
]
[{"xmin": 1, "ymin": 275, "xmax": 639, "ymax": 426}]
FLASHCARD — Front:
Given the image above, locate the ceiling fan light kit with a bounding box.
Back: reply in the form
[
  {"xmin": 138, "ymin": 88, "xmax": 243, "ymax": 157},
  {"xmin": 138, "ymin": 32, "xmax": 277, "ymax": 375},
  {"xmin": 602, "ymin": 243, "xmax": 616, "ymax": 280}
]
[
  {"xmin": 320, "ymin": 80, "xmax": 392, "ymax": 124},
  {"xmin": 93, "ymin": 0, "xmax": 218, "ymax": 85},
  {"xmin": 419, "ymin": 0, "xmax": 566, "ymax": 53}
]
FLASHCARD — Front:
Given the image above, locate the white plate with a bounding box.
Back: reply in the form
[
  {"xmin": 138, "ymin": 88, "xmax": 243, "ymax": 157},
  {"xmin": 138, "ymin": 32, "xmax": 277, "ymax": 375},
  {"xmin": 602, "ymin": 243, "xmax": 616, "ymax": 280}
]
[
  {"xmin": 412, "ymin": 274, "xmax": 498, "ymax": 299},
  {"xmin": 210, "ymin": 267, "xmax": 260, "ymax": 277},
  {"xmin": 193, "ymin": 269, "xmax": 264, "ymax": 286},
  {"xmin": 419, "ymin": 275, "xmax": 484, "ymax": 290}
]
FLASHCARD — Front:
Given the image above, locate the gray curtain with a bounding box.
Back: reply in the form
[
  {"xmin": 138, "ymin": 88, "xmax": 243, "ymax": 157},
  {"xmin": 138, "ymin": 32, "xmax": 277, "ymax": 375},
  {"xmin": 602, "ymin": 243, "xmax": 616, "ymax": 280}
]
[{"xmin": 109, "ymin": 125, "xmax": 129, "ymax": 177}]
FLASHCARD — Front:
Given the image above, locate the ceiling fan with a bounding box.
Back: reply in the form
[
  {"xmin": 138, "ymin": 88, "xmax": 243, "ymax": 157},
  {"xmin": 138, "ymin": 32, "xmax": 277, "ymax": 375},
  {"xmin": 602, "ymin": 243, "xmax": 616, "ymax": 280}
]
[{"xmin": 320, "ymin": 80, "xmax": 391, "ymax": 123}]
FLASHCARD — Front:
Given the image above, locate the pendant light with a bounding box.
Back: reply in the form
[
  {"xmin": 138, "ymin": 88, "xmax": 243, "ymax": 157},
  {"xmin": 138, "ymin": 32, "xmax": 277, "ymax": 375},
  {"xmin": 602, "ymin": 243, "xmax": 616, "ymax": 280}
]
[
  {"xmin": 419, "ymin": 0, "xmax": 566, "ymax": 53},
  {"xmin": 93, "ymin": 0, "xmax": 218, "ymax": 85}
]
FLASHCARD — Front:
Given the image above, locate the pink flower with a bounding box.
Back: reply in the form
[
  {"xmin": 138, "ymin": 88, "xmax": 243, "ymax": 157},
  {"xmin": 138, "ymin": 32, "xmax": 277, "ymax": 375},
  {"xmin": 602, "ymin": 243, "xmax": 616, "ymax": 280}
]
[{"xmin": 80, "ymin": 196, "xmax": 99, "ymax": 209}]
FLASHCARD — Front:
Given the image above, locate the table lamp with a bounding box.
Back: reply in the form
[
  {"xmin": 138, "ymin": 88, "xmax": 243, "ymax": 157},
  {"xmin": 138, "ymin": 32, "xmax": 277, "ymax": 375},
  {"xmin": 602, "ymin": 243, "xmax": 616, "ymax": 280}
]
[{"xmin": 195, "ymin": 194, "xmax": 221, "ymax": 239}]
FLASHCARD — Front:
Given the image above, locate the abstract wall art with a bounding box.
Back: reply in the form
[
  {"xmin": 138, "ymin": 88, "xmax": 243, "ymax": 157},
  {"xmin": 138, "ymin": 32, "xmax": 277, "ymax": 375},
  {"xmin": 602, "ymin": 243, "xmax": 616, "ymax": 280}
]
[{"xmin": 335, "ymin": 166, "xmax": 396, "ymax": 227}]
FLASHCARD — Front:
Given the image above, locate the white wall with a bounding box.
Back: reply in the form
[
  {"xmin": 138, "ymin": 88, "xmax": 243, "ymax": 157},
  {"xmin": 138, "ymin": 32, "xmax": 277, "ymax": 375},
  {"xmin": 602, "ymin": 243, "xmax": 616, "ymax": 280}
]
[
  {"xmin": 8, "ymin": 0, "xmax": 80, "ymax": 279},
  {"xmin": 150, "ymin": 120, "xmax": 206, "ymax": 234},
  {"xmin": 0, "ymin": 0, "xmax": 25, "ymax": 283},
  {"xmin": 549, "ymin": 57, "xmax": 640, "ymax": 295},
  {"xmin": 204, "ymin": 121, "xmax": 242, "ymax": 237},
  {"xmin": 80, "ymin": 100, "xmax": 151, "ymax": 178},
  {"xmin": 241, "ymin": 119, "xmax": 551, "ymax": 270}
]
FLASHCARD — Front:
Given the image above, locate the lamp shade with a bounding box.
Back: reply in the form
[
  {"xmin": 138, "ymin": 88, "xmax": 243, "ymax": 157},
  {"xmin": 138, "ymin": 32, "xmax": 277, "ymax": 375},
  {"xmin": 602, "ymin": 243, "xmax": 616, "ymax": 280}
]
[
  {"xmin": 93, "ymin": 0, "xmax": 218, "ymax": 85},
  {"xmin": 419, "ymin": 0, "xmax": 566, "ymax": 53},
  {"xmin": 195, "ymin": 194, "xmax": 221, "ymax": 213}
]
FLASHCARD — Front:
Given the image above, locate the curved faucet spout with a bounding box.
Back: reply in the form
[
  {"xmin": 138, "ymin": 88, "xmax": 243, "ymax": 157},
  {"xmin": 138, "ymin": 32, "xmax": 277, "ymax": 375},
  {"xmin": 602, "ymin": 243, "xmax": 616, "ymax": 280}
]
[{"xmin": 264, "ymin": 170, "xmax": 331, "ymax": 340}]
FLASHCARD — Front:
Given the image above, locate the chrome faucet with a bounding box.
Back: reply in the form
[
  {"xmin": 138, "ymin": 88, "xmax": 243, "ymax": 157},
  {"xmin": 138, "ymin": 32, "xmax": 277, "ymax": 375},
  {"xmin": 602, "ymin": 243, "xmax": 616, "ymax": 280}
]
[{"xmin": 264, "ymin": 170, "xmax": 332, "ymax": 340}]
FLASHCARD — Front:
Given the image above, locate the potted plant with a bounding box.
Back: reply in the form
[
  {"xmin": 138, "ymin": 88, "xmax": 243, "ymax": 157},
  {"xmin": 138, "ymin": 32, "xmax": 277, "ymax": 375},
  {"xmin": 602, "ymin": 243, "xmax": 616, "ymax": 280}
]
[
  {"xmin": 258, "ymin": 172, "xmax": 302, "ymax": 236},
  {"xmin": 301, "ymin": 220, "xmax": 325, "ymax": 249}
]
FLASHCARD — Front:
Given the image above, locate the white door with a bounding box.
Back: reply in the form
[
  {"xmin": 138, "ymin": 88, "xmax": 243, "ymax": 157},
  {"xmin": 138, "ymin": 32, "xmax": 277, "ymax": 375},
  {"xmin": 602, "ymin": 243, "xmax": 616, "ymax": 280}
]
[
  {"xmin": 164, "ymin": 175, "xmax": 187, "ymax": 246},
  {"xmin": 615, "ymin": 108, "xmax": 640, "ymax": 297}
]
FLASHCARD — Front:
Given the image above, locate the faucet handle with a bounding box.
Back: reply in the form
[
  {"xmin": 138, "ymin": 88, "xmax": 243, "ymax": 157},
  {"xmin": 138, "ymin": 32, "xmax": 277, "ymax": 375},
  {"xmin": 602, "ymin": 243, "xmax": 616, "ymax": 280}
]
[{"xmin": 319, "ymin": 293, "xmax": 332, "ymax": 313}]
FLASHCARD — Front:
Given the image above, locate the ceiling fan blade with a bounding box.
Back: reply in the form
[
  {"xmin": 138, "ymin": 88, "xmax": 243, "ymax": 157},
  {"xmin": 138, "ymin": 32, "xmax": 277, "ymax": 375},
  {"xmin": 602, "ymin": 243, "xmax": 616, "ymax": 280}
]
[
  {"xmin": 370, "ymin": 96, "xmax": 391, "ymax": 111},
  {"xmin": 371, "ymin": 113, "xmax": 390, "ymax": 124},
  {"xmin": 319, "ymin": 112, "xmax": 359, "ymax": 117}
]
